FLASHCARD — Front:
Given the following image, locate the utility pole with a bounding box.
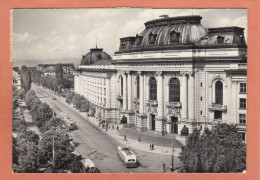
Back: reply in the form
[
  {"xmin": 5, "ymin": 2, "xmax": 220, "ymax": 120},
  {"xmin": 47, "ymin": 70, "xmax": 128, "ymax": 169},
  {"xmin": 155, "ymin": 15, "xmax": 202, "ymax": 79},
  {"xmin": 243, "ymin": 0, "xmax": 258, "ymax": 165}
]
[{"xmin": 171, "ymin": 131, "xmax": 174, "ymax": 172}]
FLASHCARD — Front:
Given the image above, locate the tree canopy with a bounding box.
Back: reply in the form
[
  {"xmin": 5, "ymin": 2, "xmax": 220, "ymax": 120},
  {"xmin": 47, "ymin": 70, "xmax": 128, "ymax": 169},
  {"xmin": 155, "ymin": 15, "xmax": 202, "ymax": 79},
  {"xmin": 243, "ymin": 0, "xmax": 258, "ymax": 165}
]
[{"xmin": 179, "ymin": 123, "xmax": 246, "ymax": 173}]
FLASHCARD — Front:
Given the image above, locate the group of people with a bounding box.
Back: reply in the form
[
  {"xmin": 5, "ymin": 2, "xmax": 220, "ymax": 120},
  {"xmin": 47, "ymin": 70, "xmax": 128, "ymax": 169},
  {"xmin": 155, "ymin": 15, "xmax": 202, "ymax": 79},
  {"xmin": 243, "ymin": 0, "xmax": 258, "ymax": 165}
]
[
  {"xmin": 98, "ymin": 120, "xmax": 120, "ymax": 132},
  {"xmin": 150, "ymin": 144, "xmax": 155, "ymax": 150}
]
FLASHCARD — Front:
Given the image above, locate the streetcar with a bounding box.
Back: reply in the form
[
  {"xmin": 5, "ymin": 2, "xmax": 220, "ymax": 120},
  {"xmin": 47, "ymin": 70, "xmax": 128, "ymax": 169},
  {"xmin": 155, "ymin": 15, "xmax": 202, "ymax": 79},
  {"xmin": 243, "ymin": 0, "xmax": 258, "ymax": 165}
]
[{"xmin": 117, "ymin": 146, "xmax": 138, "ymax": 168}]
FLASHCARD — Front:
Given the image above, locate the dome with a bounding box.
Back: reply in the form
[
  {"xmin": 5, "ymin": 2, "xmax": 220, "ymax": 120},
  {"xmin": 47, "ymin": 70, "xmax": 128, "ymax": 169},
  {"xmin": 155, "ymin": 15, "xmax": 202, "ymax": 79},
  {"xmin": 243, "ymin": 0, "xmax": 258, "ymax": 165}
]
[
  {"xmin": 116, "ymin": 15, "xmax": 209, "ymax": 53},
  {"xmin": 140, "ymin": 15, "xmax": 208, "ymax": 45},
  {"xmin": 80, "ymin": 48, "xmax": 111, "ymax": 65}
]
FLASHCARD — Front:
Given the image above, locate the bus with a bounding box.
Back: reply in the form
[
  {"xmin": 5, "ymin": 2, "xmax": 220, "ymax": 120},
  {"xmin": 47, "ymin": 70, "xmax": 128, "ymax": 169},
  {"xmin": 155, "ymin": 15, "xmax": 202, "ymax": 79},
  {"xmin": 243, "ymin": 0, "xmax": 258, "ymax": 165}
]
[{"xmin": 117, "ymin": 146, "xmax": 138, "ymax": 168}]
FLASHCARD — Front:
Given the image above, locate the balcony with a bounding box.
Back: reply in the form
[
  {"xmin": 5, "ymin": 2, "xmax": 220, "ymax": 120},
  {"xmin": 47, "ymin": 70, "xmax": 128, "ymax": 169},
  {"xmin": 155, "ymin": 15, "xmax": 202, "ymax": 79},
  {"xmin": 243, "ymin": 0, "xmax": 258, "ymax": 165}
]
[
  {"xmin": 117, "ymin": 95, "xmax": 123, "ymax": 100},
  {"xmin": 146, "ymin": 100, "xmax": 158, "ymax": 106},
  {"xmin": 166, "ymin": 102, "xmax": 182, "ymax": 108},
  {"xmin": 208, "ymin": 103, "xmax": 227, "ymax": 112}
]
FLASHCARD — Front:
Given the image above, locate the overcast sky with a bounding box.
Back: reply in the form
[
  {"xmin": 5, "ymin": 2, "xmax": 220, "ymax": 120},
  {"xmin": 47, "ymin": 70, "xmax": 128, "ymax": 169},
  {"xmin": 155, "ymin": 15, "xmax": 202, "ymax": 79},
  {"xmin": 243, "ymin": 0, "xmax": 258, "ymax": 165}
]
[{"xmin": 13, "ymin": 8, "xmax": 247, "ymax": 62}]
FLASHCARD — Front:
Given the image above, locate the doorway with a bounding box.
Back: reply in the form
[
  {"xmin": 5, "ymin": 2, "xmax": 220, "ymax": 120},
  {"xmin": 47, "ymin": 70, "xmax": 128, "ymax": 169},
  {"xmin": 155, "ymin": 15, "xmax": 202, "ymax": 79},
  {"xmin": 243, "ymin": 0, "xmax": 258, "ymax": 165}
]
[
  {"xmin": 151, "ymin": 114, "xmax": 155, "ymax": 130},
  {"xmin": 171, "ymin": 116, "xmax": 178, "ymax": 134}
]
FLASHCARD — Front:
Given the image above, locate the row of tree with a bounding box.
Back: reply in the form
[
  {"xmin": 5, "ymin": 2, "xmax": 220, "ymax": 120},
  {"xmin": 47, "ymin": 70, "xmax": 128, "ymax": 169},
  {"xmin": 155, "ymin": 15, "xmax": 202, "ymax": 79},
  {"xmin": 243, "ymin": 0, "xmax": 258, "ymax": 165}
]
[
  {"xmin": 61, "ymin": 90, "xmax": 96, "ymax": 117},
  {"xmin": 13, "ymin": 90, "xmax": 75, "ymax": 173},
  {"xmin": 179, "ymin": 123, "xmax": 246, "ymax": 173}
]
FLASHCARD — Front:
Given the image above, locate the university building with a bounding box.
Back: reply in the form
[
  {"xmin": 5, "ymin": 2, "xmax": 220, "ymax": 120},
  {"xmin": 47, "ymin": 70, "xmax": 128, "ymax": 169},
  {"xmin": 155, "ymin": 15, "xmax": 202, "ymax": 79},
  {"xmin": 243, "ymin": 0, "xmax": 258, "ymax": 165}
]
[{"xmin": 74, "ymin": 15, "xmax": 247, "ymax": 138}]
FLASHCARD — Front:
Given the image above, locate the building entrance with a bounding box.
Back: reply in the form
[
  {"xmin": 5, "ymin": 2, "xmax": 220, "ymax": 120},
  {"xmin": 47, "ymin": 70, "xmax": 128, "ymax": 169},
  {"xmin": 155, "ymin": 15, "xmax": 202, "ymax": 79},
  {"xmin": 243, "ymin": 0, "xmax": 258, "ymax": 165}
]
[
  {"xmin": 151, "ymin": 114, "xmax": 155, "ymax": 130},
  {"xmin": 171, "ymin": 116, "xmax": 178, "ymax": 134}
]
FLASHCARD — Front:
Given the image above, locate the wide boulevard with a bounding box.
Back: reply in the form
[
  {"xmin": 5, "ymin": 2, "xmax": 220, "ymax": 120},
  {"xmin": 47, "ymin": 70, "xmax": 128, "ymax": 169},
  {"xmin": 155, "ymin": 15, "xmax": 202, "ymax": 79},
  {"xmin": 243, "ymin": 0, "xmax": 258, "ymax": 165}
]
[{"xmin": 32, "ymin": 84, "xmax": 181, "ymax": 173}]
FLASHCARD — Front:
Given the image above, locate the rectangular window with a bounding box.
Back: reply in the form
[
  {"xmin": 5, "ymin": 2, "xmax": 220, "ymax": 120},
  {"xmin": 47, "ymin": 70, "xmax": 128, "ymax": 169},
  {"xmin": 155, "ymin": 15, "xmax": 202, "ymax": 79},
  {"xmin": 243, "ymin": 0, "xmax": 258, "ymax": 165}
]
[
  {"xmin": 239, "ymin": 114, "xmax": 246, "ymax": 124},
  {"xmin": 200, "ymin": 111, "xmax": 202, "ymax": 115},
  {"xmin": 200, "ymin": 82, "xmax": 202, "ymax": 87},
  {"xmin": 104, "ymin": 88, "xmax": 106, "ymax": 96},
  {"xmin": 240, "ymin": 98, "xmax": 247, "ymax": 109},
  {"xmin": 240, "ymin": 83, "xmax": 247, "ymax": 93},
  {"xmin": 104, "ymin": 98, "xmax": 106, "ymax": 106},
  {"xmin": 200, "ymin": 97, "xmax": 203, "ymax": 101}
]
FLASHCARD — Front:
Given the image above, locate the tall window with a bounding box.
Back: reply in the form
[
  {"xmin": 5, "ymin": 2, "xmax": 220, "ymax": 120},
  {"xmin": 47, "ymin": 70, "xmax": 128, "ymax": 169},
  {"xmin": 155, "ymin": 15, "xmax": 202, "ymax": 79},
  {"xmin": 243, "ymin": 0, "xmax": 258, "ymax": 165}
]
[
  {"xmin": 215, "ymin": 81, "xmax": 223, "ymax": 105},
  {"xmin": 169, "ymin": 78, "xmax": 180, "ymax": 102},
  {"xmin": 136, "ymin": 76, "xmax": 140, "ymax": 99},
  {"xmin": 121, "ymin": 77, "xmax": 123, "ymax": 96},
  {"xmin": 149, "ymin": 33, "xmax": 157, "ymax": 45},
  {"xmin": 240, "ymin": 98, "xmax": 246, "ymax": 109},
  {"xmin": 240, "ymin": 83, "xmax": 247, "ymax": 93},
  {"xmin": 239, "ymin": 114, "xmax": 246, "ymax": 124},
  {"xmin": 149, "ymin": 77, "xmax": 157, "ymax": 100}
]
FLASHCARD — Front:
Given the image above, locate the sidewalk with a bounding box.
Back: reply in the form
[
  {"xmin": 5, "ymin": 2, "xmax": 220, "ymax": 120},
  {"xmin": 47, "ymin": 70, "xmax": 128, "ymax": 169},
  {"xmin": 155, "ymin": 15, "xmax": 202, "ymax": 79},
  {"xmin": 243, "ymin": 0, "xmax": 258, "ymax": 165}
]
[
  {"xmin": 85, "ymin": 116, "xmax": 182, "ymax": 156},
  {"xmin": 33, "ymin": 84, "xmax": 183, "ymax": 157}
]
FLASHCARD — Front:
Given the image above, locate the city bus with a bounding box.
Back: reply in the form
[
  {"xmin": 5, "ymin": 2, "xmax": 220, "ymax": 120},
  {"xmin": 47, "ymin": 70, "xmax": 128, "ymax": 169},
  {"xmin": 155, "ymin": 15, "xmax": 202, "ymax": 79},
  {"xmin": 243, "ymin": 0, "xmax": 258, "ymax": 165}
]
[{"xmin": 117, "ymin": 146, "xmax": 138, "ymax": 168}]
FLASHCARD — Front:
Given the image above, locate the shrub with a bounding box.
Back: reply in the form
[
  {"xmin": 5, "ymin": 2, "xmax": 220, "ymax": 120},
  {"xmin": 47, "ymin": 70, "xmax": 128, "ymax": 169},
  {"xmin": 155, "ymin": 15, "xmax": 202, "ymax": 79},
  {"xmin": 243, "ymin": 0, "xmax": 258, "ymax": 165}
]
[{"xmin": 181, "ymin": 125, "xmax": 189, "ymax": 136}]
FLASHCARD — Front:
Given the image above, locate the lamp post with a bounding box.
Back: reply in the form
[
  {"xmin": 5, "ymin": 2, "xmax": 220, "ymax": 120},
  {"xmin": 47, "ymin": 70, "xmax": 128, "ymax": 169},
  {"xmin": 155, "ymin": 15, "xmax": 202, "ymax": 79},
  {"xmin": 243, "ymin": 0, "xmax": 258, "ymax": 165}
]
[{"xmin": 171, "ymin": 130, "xmax": 174, "ymax": 172}]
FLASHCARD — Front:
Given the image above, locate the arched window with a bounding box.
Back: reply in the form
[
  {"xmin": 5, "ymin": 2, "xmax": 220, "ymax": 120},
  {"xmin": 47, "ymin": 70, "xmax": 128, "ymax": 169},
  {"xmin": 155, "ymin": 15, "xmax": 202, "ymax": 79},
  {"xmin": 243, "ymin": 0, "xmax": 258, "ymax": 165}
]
[
  {"xmin": 149, "ymin": 33, "xmax": 157, "ymax": 45},
  {"xmin": 121, "ymin": 77, "xmax": 123, "ymax": 96},
  {"xmin": 149, "ymin": 77, "xmax": 157, "ymax": 100},
  {"xmin": 136, "ymin": 76, "xmax": 140, "ymax": 98},
  {"xmin": 215, "ymin": 81, "xmax": 223, "ymax": 105},
  {"xmin": 169, "ymin": 78, "xmax": 180, "ymax": 102}
]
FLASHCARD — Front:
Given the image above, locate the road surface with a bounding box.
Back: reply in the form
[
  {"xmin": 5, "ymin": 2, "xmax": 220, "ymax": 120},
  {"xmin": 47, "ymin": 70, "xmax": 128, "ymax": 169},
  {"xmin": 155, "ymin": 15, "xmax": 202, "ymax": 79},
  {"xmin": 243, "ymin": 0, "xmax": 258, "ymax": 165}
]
[{"xmin": 32, "ymin": 84, "xmax": 181, "ymax": 173}]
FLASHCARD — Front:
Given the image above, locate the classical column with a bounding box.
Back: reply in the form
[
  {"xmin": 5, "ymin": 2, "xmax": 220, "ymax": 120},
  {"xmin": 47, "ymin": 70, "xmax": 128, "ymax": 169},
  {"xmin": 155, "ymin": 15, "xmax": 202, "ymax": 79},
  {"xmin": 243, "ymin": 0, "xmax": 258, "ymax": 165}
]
[
  {"xmin": 156, "ymin": 71, "xmax": 164, "ymax": 118},
  {"xmin": 188, "ymin": 72, "xmax": 195, "ymax": 120},
  {"xmin": 127, "ymin": 71, "xmax": 132, "ymax": 111},
  {"xmin": 106, "ymin": 78, "xmax": 110, "ymax": 108},
  {"xmin": 138, "ymin": 72, "xmax": 144, "ymax": 114},
  {"xmin": 123, "ymin": 72, "xmax": 128, "ymax": 110},
  {"xmin": 181, "ymin": 72, "xmax": 188, "ymax": 119}
]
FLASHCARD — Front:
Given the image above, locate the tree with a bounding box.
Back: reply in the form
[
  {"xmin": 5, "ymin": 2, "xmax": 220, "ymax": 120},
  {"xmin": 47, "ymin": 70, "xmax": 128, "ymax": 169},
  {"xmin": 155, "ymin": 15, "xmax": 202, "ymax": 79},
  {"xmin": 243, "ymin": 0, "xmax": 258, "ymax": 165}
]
[
  {"xmin": 12, "ymin": 137, "xmax": 19, "ymax": 165},
  {"xmin": 13, "ymin": 130, "xmax": 40, "ymax": 173},
  {"xmin": 55, "ymin": 64, "xmax": 63, "ymax": 85},
  {"xmin": 179, "ymin": 123, "xmax": 246, "ymax": 173},
  {"xmin": 25, "ymin": 90, "xmax": 37, "ymax": 108},
  {"xmin": 38, "ymin": 127, "xmax": 74, "ymax": 170},
  {"xmin": 20, "ymin": 65, "xmax": 32, "ymax": 92},
  {"xmin": 40, "ymin": 117, "xmax": 65, "ymax": 132},
  {"xmin": 32, "ymin": 102, "xmax": 53, "ymax": 128}
]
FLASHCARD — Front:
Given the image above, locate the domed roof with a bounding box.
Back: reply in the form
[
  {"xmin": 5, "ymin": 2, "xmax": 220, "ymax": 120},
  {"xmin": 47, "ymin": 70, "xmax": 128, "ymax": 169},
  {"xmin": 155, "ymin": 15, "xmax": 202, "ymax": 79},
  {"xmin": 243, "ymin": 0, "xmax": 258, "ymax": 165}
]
[
  {"xmin": 140, "ymin": 15, "xmax": 208, "ymax": 45},
  {"xmin": 80, "ymin": 48, "xmax": 111, "ymax": 65},
  {"xmin": 116, "ymin": 15, "xmax": 209, "ymax": 53}
]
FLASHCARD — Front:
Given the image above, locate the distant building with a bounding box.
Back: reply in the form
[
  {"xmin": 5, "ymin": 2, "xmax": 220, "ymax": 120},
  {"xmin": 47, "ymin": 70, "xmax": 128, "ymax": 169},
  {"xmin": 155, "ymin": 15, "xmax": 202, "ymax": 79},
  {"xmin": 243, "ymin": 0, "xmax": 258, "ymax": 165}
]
[
  {"xmin": 37, "ymin": 63, "xmax": 74, "ymax": 77},
  {"xmin": 74, "ymin": 15, "xmax": 247, "ymax": 140},
  {"xmin": 12, "ymin": 69, "xmax": 22, "ymax": 92}
]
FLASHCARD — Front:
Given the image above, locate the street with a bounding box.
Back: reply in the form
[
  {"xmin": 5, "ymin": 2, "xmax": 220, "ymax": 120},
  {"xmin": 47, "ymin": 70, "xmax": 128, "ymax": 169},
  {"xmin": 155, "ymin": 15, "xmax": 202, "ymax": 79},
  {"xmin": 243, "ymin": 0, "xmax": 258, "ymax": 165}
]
[{"xmin": 32, "ymin": 84, "xmax": 181, "ymax": 173}]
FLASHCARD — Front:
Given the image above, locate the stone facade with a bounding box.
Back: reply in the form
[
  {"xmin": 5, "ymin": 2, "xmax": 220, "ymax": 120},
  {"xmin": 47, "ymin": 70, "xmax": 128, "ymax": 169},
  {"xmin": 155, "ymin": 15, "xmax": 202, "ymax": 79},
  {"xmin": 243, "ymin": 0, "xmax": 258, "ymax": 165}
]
[{"xmin": 74, "ymin": 15, "xmax": 247, "ymax": 139}]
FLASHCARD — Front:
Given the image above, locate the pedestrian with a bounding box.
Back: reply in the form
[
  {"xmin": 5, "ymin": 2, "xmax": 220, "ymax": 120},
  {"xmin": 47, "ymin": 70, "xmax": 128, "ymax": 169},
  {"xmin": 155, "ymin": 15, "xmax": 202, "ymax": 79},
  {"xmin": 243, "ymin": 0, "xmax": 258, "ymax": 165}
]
[
  {"xmin": 124, "ymin": 134, "xmax": 127, "ymax": 141},
  {"xmin": 152, "ymin": 144, "xmax": 154, "ymax": 150},
  {"xmin": 150, "ymin": 144, "xmax": 151, "ymax": 150},
  {"xmin": 138, "ymin": 137, "xmax": 141, "ymax": 142},
  {"xmin": 117, "ymin": 125, "xmax": 119, "ymax": 130},
  {"xmin": 162, "ymin": 162, "xmax": 166, "ymax": 172}
]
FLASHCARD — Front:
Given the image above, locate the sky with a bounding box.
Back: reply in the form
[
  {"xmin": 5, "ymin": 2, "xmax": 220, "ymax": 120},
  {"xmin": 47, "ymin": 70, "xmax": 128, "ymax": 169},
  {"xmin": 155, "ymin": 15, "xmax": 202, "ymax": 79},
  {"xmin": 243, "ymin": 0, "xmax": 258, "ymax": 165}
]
[{"xmin": 13, "ymin": 8, "xmax": 247, "ymax": 63}]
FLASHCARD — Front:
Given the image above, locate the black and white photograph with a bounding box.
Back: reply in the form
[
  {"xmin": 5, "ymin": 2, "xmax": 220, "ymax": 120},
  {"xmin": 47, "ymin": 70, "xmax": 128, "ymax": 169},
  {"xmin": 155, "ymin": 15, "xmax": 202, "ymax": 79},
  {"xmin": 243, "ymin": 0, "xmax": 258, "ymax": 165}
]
[{"xmin": 12, "ymin": 8, "xmax": 247, "ymax": 173}]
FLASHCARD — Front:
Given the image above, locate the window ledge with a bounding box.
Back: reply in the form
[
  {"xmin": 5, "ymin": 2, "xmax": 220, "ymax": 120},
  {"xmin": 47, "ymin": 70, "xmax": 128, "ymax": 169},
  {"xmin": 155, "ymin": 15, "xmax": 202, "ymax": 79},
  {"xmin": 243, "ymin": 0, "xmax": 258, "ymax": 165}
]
[{"xmin": 239, "ymin": 108, "xmax": 247, "ymax": 110}]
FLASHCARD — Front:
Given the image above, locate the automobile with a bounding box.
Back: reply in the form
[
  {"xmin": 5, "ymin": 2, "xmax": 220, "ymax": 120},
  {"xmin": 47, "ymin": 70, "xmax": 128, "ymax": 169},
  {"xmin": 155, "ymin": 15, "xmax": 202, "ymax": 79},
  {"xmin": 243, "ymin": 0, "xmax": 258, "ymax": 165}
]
[
  {"xmin": 52, "ymin": 97, "xmax": 56, "ymax": 100},
  {"xmin": 82, "ymin": 158, "xmax": 99, "ymax": 173}
]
